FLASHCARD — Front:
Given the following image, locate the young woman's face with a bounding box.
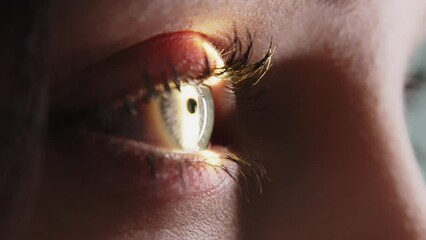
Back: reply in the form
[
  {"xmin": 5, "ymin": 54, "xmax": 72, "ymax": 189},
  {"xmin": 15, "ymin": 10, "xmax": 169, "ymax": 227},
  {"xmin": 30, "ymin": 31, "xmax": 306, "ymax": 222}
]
[{"xmin": 20, "ymin": 0, "xmax": 426, "ymax": 239}]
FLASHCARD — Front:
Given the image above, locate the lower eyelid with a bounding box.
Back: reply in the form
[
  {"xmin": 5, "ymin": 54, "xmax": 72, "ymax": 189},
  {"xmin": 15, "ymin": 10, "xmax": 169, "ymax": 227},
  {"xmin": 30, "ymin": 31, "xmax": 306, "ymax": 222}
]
[{"xmin": 71, "ymin": 130, "xmax": 239, "ymax": 199}]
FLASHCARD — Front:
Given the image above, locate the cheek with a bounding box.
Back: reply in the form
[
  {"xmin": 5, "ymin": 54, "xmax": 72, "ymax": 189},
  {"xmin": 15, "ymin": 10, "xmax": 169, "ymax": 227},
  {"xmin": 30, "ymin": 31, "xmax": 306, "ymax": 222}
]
[{"xmin": 29, "ymin": 138, "xmax": 240, "ymax": 240}]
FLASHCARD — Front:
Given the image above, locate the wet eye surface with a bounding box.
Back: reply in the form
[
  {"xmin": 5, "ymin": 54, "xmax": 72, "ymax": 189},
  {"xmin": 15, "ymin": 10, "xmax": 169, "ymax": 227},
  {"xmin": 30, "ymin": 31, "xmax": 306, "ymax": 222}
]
[
  {"xmin": 87, "ymin": 83, "xmax": 214, "ymax": 153},
  {"xmin": 159, "ymin": 84, "xmax": 214, "ymax": 152}
]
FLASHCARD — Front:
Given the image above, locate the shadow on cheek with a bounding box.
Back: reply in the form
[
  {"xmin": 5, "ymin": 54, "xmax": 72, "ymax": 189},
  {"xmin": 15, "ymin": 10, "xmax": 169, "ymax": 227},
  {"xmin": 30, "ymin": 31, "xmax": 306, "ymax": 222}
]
[
  {"xmin": 28, "ymin": 136, "xmax": 240, "ymax": 240},
  {"xmin": 238, "ymin": 55, "xmax": 413, "ymax": 240}
]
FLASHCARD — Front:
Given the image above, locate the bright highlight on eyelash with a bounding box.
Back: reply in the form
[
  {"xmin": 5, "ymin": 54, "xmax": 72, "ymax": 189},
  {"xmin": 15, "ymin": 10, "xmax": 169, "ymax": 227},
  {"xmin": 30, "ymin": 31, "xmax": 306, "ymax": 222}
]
[
  {"xmin": 200, "ymin": 41, "xmax": 225, "ymax": 86},
  {"xmin": 160, "ymin": 84, "xmax": 214, "ymax": 152}
]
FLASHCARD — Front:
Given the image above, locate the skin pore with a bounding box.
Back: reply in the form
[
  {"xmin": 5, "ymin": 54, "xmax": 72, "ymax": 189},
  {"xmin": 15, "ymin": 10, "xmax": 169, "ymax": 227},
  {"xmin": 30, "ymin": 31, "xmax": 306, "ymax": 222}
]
[{"xmin": 2, "ymin": 0, "xmax": 426, "ymax": 239}]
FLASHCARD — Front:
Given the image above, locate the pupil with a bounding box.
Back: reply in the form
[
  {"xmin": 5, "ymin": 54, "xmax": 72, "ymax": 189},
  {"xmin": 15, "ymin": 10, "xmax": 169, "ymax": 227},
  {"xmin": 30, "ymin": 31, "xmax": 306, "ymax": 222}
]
[{"xmin": 187, "ymin": 98, "xmax": 197, "ymax": 114}]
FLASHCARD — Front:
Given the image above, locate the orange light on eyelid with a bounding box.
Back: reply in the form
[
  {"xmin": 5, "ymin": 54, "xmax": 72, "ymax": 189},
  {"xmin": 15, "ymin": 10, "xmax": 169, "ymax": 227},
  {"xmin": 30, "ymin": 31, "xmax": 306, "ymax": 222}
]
[
  {"xmin": 54, "ymin": 31, "xmax": 232, "ymax": 112},
  {"xmin": 198, "ymin": 41, "xmax": 225, "ymax": 86}
]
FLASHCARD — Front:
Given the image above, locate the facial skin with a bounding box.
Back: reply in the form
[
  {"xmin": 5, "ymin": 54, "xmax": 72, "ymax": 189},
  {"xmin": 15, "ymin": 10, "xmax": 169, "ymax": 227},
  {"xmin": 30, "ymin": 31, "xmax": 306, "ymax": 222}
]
[{"xmin": 3, "ymin": 0, "xmax": 426, "ymax": 239}]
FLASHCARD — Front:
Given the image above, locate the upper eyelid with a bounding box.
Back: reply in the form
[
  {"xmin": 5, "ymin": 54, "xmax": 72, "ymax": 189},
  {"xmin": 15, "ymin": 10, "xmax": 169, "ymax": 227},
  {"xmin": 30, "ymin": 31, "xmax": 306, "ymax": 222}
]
[
  {"xmin": 51, "ymin": 31, "xmax": 215, "ymax": 114},
  {"xmin": 50, "ymin": 30, "xmax": 274, "ymax": 117}
]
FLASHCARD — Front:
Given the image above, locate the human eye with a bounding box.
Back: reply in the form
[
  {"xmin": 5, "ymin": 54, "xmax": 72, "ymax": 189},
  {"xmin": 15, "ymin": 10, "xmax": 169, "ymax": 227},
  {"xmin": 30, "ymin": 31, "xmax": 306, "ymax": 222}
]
[
  {"xmin": 49, "ymin": 30, "xmax": 273, "ymax": 198},
  {"xmin": 405, "ymin": 39, "xmax": 426, "ymax": 179}
]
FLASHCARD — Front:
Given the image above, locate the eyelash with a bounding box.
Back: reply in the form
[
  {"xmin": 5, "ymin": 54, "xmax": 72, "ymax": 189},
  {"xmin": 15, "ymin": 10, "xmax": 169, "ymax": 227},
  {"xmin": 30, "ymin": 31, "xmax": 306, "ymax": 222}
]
[
  {"xmin": 118, "ymin": 30, "xmax": 274, "ymax": 110},
  {"xmin": 85, "ymin": 131, "xmax": 268, "ymax": 194},
  {"xmin": 218, "ymin": 30, "xmax": 274, "ymax": 93},
  {"xmin": 220, "ymin": 147, "xmax": 269, "ymax": 195}
]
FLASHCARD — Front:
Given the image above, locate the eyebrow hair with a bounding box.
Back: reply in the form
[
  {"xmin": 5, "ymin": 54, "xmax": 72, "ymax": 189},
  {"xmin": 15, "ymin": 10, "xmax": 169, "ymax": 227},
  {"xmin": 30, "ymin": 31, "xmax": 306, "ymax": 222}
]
[{"xmin": 0, "ymin": 0, "xmax": 52, "ymax": 238}]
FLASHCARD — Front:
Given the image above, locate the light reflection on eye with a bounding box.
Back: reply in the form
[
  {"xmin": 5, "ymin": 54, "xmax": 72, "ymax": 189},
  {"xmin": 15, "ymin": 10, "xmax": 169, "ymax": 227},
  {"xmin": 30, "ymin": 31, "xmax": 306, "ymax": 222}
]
[{"xmin": 157, "ymin": 83, "xmax": 214, "ymax": 152}]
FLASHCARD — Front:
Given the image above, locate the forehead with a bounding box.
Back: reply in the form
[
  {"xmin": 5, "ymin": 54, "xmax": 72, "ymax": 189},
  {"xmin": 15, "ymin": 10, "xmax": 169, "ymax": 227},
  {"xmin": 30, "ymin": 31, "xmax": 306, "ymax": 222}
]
[{"xmin": 49, "ymin": 0, "xmax": 423, "ymax": 82}]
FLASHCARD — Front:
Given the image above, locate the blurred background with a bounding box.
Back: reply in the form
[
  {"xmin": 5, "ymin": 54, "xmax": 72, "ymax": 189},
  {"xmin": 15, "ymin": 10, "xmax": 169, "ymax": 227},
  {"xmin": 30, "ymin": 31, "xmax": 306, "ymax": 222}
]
[{"xmin": 407, "ymin": 40, "xmax": 426, "ymax": 180}]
